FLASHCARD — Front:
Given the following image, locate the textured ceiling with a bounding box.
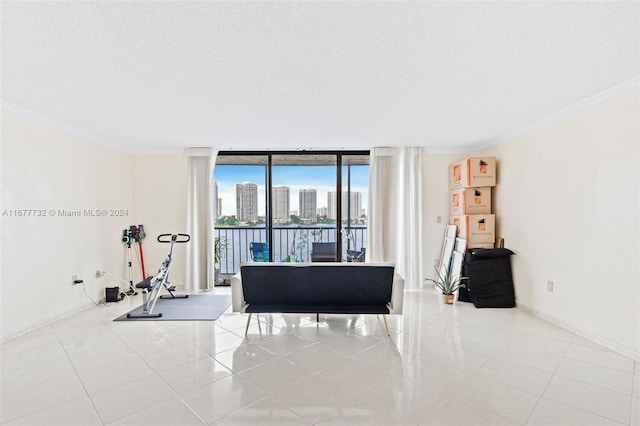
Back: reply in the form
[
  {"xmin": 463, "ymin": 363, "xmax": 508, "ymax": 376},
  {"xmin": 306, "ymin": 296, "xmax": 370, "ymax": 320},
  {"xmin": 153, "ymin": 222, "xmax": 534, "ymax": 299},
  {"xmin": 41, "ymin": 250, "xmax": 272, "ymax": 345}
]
[{"xmin": 1, "ymin": 1, "xmax": 639, "ymax": 154}]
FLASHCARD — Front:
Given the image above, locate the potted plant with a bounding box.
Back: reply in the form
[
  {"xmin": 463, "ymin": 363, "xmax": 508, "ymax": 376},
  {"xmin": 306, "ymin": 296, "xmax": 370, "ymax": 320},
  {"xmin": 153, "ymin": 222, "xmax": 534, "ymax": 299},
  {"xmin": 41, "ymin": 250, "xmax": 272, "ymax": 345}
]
[
  {"xmin": 425, "ymin": 265, "xmax": 467, "ymax": 304},
  {"xmin": 284, "ymin": 227, "xmax": 308, "ymax": 262},
  {"xmin": 214, "ymin": 236, "xmax": 228, "ymax": 283}
]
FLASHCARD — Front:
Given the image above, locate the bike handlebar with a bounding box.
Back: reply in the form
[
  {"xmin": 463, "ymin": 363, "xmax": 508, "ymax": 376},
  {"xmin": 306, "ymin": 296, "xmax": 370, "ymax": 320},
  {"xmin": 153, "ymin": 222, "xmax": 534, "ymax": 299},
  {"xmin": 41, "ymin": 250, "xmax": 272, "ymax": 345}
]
[{"xmin": 157, "ymin": 233, "xmax": 191, "ymax": 243}]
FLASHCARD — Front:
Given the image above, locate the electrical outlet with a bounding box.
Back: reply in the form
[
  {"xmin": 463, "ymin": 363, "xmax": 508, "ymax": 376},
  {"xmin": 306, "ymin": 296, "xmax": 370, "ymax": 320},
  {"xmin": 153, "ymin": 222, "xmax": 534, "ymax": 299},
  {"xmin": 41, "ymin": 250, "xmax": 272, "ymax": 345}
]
[
  {"xmin": 436, "ymin": 216, "xmax": 442, "ymax": 223},
  {"xmin": 547, "ymin": 280, "xmax": 554, "ymax": 292},
  {"xmin": 433, "ymin": 259, "xmax": 440, "ymax": 268},
  {"xmin": 96, "ymin": 270, "xmax": 103, "ymax": 279}
]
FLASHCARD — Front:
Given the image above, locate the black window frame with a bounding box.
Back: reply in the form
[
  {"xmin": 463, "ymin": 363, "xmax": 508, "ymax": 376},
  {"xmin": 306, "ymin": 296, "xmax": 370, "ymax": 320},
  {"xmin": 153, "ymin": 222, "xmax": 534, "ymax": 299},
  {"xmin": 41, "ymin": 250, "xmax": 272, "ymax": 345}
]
[{"xmin": 215, "ymin": 150, "xmax": 370, "ymax": 261}]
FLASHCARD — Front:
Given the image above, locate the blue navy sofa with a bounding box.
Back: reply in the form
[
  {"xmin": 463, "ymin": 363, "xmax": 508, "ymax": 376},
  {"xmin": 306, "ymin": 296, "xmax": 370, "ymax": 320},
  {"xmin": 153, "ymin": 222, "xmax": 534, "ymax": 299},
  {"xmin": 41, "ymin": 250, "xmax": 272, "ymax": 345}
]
[{"xmin": 231, "ymin": 262, "xmax": 404, "ymax": 335}]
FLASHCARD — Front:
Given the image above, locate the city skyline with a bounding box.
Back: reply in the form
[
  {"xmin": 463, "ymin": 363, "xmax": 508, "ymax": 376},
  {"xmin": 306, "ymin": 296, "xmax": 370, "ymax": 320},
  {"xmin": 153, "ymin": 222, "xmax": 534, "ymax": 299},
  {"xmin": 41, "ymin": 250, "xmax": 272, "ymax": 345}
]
[
  {"xmin": 220, "ymin": 182, "xmax": 364, "ymax": 222},
  {"xmin": 214, "ymin": 164, "xmax": 369, "ymax": 217}
]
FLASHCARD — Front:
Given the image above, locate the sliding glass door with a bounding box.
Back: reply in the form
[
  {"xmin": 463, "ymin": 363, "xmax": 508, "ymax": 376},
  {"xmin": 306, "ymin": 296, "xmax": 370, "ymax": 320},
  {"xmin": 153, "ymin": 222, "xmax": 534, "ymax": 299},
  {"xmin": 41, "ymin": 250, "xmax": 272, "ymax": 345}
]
[
  {"xmin": 271, "ymin": 154, "xmax": 337, "ymax": 263},
  {"xmin": 213, "ymin": 151, "xmax": 368, "ymax": 280},
  {"xmin": 341, "ymin": 155, "xmax": 369, "ymax": 262},
  {"xmin": 214, "ymin": 155, "xmax": 268, "ymax": 278}
]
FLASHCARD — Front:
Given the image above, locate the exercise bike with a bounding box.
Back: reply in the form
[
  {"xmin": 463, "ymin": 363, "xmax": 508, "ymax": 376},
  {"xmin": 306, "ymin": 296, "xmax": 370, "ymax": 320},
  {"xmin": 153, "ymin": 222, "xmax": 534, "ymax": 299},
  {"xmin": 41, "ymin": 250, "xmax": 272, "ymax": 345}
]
[{"xmin": 127, "ymin": 233, "xmax": 190, "ymax": 319}]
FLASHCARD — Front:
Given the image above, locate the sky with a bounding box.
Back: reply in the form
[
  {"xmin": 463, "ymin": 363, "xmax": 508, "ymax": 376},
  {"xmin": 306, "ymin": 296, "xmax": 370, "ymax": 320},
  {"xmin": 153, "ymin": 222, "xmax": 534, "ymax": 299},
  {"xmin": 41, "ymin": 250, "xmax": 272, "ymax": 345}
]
[{"xmin": 214, "ymin": 165, "xmax": 369, "ymax": 216}]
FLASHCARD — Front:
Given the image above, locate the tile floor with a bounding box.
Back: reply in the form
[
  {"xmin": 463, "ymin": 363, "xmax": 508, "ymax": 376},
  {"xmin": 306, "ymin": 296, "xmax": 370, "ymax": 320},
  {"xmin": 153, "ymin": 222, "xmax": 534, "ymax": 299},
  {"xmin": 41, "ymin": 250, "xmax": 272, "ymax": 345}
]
[{"xmin": 1, "ymin": 288, "xmax": 638, "ymax": 425}]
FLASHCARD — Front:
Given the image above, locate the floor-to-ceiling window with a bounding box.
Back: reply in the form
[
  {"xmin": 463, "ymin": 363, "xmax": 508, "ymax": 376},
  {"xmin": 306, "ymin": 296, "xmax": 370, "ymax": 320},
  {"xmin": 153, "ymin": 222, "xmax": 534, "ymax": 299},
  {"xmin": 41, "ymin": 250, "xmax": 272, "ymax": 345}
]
[
  {"xmin": 271, "ymin": 154, "xmax": 338, "ymax": 263},
  {"xmin": 341, "ymin": 155, "xmax": 369, "ymax": 262},
  {"xmin": 213, "ymin": 151, "xmax": 369, "ymax": 281}
]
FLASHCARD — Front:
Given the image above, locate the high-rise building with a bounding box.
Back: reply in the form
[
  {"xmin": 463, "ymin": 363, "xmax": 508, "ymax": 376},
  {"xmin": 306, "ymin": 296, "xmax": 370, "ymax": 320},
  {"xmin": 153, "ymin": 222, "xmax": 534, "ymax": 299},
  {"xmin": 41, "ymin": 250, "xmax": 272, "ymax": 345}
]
[
  {"xmin": 236, "ymin": 182, "xmax": 258, "ymax": 222},
  {"xmin": 213, "ymin": 182, "xmax": 222, "ymax": 218},
  {"xmin": 328, "ymin": 191, "xmax": 362, "ymax": 222},
  {"xmin": 351, "ymin": 191, "xmax": 362, "ymax": 221},
  {"xmin": 272, "ymin": 186, "xmax": 290, "ymax": 224},
  {"xmin": 327, "ymin": 192, "xmax": 337, "ymax": 220},
  {"xmin": 299, "ymin": 189, "xmax": 317, "ymax": 222}
]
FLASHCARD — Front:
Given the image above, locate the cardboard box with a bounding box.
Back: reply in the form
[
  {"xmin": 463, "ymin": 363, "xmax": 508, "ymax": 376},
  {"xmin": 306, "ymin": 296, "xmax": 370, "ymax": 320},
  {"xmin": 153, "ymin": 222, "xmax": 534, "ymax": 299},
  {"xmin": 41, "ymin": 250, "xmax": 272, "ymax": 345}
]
[
  {"xmin": 450, "ymin": 157, "xmax": 496, "ymax": 189},
  {"xmin": 450, "ymin": 214, "xmax": 495, "ymax": 244},
  {"xmin": 450, "ymin": 187, "xmax": 492, "ymax": 215}
]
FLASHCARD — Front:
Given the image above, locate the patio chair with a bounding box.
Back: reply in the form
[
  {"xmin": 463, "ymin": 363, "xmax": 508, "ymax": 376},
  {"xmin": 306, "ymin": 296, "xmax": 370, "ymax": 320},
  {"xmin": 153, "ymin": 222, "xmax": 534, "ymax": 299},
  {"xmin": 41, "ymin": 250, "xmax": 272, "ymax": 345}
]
[
  {"xmin": 347, "ymin": 248, "xmax": 366, "ymax": 262},
  {"xmin": 311, "ymin": 242, "xmax": 336, "ymax": 262}
]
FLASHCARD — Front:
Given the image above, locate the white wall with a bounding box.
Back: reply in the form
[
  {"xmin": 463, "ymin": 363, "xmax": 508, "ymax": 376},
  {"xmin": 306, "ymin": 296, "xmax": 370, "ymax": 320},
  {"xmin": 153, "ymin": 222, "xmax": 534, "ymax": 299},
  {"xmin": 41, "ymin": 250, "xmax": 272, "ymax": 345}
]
[
  {"xmin": 421, "ymin": 152, "xmax": 468, "ymax": 286},
  {"xmin": 1, "ymin": 113, "xmax": 134, "ymax": 341},
  {"xmin": 5, "ymin": 92, "xmax": 637, "ymax": 361},
  {"xmin": 480, "ymin": 93, "xmax": 640, "ymax": 358},
  {"xmin": 131, "ymin": 155, "xmax": 188, "ymax": 289}
]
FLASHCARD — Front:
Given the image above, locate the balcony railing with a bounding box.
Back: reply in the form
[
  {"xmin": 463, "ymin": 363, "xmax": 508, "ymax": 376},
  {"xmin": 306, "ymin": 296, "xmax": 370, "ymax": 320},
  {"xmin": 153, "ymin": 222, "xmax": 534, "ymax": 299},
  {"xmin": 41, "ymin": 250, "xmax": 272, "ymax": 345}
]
[{"xmin": 215, "ymin": 225, "xmax": 367, "ymax": 275}]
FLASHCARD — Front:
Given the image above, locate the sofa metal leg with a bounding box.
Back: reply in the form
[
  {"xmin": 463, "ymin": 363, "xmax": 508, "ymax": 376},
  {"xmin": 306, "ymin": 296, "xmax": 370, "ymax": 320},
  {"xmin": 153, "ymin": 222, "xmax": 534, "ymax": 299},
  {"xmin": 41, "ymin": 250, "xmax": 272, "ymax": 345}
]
[
  {"xmin": 383, "ymin": 315, "xmax": 390, "ymax": 336},
  {"xmin": 245, "ymin": 313, "xmax": 252, "ymax": 336},
  {"xmin": 257, "ymin": 314, "xmax": 262, "ymax": 334}
]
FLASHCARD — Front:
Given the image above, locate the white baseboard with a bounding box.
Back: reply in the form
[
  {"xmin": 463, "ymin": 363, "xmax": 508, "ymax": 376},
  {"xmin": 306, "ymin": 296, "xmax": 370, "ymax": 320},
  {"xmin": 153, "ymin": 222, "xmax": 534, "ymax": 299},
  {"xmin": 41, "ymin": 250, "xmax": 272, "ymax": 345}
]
[
  {"xmin": 517, "ymin": 302, "xmax": 640, "ymax": 362},
  {"xmin": 1, "ymin": 301, "xmax": 95, "ymax": 344}
]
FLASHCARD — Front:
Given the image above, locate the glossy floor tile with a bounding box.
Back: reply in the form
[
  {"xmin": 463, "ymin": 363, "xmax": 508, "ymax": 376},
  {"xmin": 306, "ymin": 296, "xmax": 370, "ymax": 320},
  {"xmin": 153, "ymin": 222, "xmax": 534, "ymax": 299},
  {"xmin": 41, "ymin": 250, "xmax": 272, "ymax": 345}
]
[{"xmin": 1, "ymin": 288, "xmax": 638, "ymax": 425}]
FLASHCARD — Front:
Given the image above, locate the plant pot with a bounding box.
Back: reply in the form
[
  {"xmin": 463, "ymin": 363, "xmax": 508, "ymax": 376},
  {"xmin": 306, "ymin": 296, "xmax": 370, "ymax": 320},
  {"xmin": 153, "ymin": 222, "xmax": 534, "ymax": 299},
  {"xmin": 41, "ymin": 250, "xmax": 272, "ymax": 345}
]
[{"xmin": 443, "ymin": 294, "xmax": 454, "ymax": 304}]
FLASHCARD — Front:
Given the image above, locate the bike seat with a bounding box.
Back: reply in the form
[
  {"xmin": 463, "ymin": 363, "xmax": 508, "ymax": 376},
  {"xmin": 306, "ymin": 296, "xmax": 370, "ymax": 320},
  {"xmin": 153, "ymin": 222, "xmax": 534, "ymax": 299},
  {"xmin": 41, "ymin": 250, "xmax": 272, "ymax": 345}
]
[{"xmin": 135, "ymin": 276, "xmax": 153, "ymax": 289}]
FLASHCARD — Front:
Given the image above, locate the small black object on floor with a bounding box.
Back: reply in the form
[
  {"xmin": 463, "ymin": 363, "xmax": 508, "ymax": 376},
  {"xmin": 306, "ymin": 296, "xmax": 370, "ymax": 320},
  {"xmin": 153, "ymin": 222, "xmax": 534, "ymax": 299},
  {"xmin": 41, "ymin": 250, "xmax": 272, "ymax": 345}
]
[{"xmin": 105, "ymin": 286, "xmax": 124, "ymax": 303}]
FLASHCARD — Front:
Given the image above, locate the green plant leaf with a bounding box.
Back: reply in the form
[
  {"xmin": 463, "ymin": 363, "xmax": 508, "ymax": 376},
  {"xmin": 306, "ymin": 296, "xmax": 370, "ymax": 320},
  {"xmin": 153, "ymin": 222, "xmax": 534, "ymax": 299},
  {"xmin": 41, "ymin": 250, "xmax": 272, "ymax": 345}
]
[{"xmin": 424, "ymin": 264, "xmax": 467, "ymax": 295}]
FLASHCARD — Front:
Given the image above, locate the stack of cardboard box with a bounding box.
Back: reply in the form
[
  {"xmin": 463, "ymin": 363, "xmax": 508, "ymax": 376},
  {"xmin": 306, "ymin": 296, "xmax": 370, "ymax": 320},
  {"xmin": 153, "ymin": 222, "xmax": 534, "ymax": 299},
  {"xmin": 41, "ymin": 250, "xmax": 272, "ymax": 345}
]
[{"xmin": 449, "ymin": 157, "xmax": 496, "ymax": 249}]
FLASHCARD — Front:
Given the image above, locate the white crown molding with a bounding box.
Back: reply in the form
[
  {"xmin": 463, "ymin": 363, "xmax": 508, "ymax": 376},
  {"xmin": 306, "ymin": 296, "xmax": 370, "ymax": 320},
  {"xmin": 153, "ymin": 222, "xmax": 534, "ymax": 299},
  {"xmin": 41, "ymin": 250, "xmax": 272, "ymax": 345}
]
[
  {"xmin": 135, "ymin": 147, "xmax": 185, "ymax": 155},
  {"xmin": 474, "ymin": 76, "xmax": 640, "ymax": 151},
  {"xmin": 0, "ymin": 104, "xmax": 361, "ymax": 155},
  {"xmin": 0, "ymin": 100, "xmax": 138, "ymax": 154},
  {"xmin": 0, "ymin": 102, "xmax": 187, "ymax": 155},
  {"xmin": 4, "ymin": 76, "xmax": 638, "ymax": 156},
  {"xmin": 424, "ymin": 146, "xmax": 478, "ymax": 155},
  {"xmin": 184, "ymin": 147, "xmax": 215, "ymax": 157}
]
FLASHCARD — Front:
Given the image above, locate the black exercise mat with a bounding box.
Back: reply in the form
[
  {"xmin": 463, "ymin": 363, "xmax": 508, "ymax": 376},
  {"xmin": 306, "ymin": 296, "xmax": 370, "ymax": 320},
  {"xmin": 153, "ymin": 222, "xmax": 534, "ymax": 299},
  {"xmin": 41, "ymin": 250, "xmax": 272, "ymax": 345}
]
[{"xmin": 114, "ymin": 293, "xmax": 232, "ymax": 321}]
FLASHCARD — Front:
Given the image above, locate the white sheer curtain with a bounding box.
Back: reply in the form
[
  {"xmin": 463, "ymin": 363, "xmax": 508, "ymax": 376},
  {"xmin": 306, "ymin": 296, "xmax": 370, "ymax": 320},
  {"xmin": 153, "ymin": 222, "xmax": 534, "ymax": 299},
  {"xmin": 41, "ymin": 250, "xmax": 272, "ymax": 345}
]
[
  {"xmin": 185, "ymin": 147, "xmax": 218, "ymax": 291},
  {"xmin": 368, "ymin": 147, "xmax": 424, "ymax": 290}
]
